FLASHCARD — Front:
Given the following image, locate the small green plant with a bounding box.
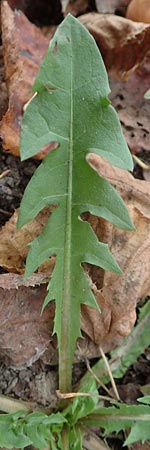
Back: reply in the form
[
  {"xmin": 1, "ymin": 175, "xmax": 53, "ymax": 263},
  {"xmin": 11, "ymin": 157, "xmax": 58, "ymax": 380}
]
[{"xmin": 1, "ymin": 14, "xmax": 150, "ymax": 450}]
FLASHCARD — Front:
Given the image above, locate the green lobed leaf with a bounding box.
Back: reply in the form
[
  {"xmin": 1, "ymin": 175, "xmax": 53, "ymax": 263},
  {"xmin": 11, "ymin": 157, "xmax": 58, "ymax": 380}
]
[
  {"xmin": 0, "ymin": 410, "xmax": 66, "ymax": 450},
  {"xmin": 18, "ymin": 14, "xmax": 134, "ymax": 389},
  {"xmin": 25, "ymin": 424, "xmax": 48, "ymax": 449},
  {"xmin": 138, "ymin": 396, "xmax": 150, "ymax": 405},
  {"xmin": 0, "ymin": 425, "xmax": 32, "ymax": 449},
  {"xmin": 81, "ymin": 403, "xmax": 150, "ymax": 445}
]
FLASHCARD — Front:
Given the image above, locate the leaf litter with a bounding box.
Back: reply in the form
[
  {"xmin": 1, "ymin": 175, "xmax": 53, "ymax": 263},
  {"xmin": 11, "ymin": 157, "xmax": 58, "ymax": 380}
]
[{"xmin": 0, "ymin": 1, "xmax": 150, "ymax": 446}]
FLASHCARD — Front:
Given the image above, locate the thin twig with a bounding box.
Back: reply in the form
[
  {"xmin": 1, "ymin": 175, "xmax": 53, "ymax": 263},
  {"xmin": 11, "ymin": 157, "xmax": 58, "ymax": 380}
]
[
  {"xmin": 85, "ymin": 357, "xmax": 114, "ymax": 399},
  {"xmin": 99, "ymin": 347, "xmax": 120, "ymax": 401},
  {"xmin": 76, "ymin": 344, "xmax": 113, "ymax": 398},
  {"xmin": 0, "ymin": 208, "xmax": 12, "ymax": 216},
  {"xmin": 56, "ymin": 390, "xmax": 114, "ymax": 403},
  {"xmin": 0, "ymin": 169, "xmax": 11, "ymax": 179},
  {"xmin": 132, "ymin": 154, "xmax": 150, "ymax": 170}
]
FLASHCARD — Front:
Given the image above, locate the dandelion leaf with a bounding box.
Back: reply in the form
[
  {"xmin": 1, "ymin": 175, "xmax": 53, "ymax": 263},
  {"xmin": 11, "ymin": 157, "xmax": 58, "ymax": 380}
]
[{"xmin": 18, "ymin": 15, "xmax": 134, "ymax": 380}]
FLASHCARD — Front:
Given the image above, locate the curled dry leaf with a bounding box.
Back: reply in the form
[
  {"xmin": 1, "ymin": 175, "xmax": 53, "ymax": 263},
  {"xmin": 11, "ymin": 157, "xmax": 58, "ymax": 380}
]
[{"xmin": 79, "ymin": 13, "xmax": 150, "ymax": 79}]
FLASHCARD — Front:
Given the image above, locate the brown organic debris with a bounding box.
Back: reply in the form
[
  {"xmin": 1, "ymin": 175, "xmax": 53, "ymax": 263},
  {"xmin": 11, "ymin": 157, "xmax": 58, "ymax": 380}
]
[
  {"xmin": 0, "ymin": 1, "xmax": 49, "ymax": 157},
  {"xmin": 79, "ymin": 13, "xmax": 150, "ymax": 79},
  {"xmin": 109, "ymin": 55, "xmax": 150, "ymax": 155},
  {"xmin": 0, "ymin": 207, "xmax": 55, "ymax": 274},
  {"xmin": 0, "ymin": 273, "xmax": 56, "ymax": 368}
]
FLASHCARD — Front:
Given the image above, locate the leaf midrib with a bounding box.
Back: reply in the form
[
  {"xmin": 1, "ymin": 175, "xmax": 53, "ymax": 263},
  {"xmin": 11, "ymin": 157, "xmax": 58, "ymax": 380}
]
[{"xmin": 59, "ymin": 39, "xmax": 73, "ymax": 393}]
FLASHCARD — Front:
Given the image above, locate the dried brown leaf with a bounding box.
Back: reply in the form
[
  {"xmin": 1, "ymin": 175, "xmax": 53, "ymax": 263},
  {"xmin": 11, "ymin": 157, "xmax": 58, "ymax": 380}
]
[
  {"xmin": 0, "ymin": 1, "xmax": 50, "ymax": 157},
  {"xmin": 0, "ymin": 207, "xmax": 55, "ymax": 274},
  {"xmin": 130, "ymin": 442, "xmax": 150, "ymax": 450},
  {"xmin": 79, "ymin": 12, "xmax": 150, "ymax": 79},
  {"xmin": 0, "ymin": 273, "xmax": 56, "ymax": 368},
  {"xmin": 109, "ymin": 55, "xmax": 150, "ymax": 155}
]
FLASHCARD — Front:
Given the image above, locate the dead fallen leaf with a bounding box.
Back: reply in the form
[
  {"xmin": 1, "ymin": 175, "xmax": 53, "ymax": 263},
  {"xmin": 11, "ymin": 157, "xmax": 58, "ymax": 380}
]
[
  {"xmin": 0, "ymin": 207, "xmax": 55, "ymax": 273},
  {"xmin": 126, "ymin": 0, "xmax": 150, "ymax": 24},
  {"xmin": 109, "ymin": 54, "xmax": 150, "ymax": 155},
  {"xmin": 0, "ymin": 271, "xmax": 120, "ymax": 368},
  {"xmin": 143, "ymin": 169, "xmax": 150, "ymax": 181},
  {"xmin": 130, "ymin": 443, "xmax": 150, "ymax": 450},
  {"xmin": 0, "ymin": 273, "xmax": 56, "ymax": 368},
  {"xmin": 81, "ymin": 283, "xmax": 112, "ymax": 345},
  {"xmin": 0, "ymin": 1, "xmax": 49, "ymax": 157},
  {"xmin": 0, "ymin": 46, "xmax": 8, "ymax": 121},
  {"xmin": 79, "ymin": 13, "xmax": 150, "ymax": 79}
]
